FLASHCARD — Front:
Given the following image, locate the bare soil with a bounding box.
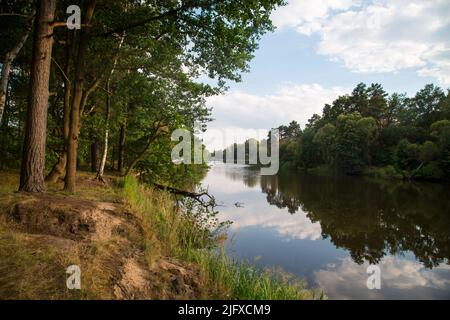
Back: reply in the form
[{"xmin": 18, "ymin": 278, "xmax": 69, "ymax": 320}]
[{"xmin": 0, "ymin": 193, "xmax": 203, "ymax": 299}]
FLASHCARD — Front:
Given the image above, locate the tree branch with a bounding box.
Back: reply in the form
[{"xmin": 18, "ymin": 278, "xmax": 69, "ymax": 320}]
[
  {"xmin": 51, "ymin": 57, "xmax": 70, "ymax": 84},
  {"xmin": 153, "ymin": 183, "xmax": 216, "ymax": 209},
  {"xmin": 98, "ymin": 0, "xmax": 222, "ymax": 37},
  {"xmin": 100, "ymin": 6, "xmax": 185, "ymax": 37}
]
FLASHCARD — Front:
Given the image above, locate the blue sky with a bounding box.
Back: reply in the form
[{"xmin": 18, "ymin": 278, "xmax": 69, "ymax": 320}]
[
  {"xmin": 202, "ymin": 0, "xmax": 450, "ymax": 150},
  {"xmin": 234, "ymin": 29, "xmax": 438, "ymax": 96}
]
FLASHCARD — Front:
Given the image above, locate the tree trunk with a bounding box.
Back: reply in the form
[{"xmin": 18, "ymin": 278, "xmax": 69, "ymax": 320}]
[
  {"xmin": 118, "ymin": 121, "xmax": 126, "ymax": 175},
  {"xmin": 45, "ymin": 30, "xmax": 74, "ymax": 183},
  {"xmin": 96, "ymin": 85, "xmax": 110, "ymax": 181},
  {"xmin": 96, "ymin": 34, "xmax": 125, "ymax": 181},
  {"xmin": 19, "ymin": 0, "xmax": 56, "ymax": 193},
  {"xmin": 110, "ymin": 145, "xmax": 116, "ymax": 171},
  {"xmin": 91, "ymin": 139, "xmax": 99, "ymax": 172},
  {"xmin": 65, "ymin": 0, "xmax": 96, "ymax": 192},
  {"xmin": 0, "ymin": 12, "xmax": 33, "ymax": 124},
  {"xmin": 0, "ymin": 93, "xmax": 10, "ymax": 169}
]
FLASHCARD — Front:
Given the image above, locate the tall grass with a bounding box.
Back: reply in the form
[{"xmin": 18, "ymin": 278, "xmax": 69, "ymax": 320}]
[
  {"xmin": 120, "ymin": 175, "xmax": 214, "ymax": 259},
  {"xmin": 187, "ymin": 248, "xmax": 325, "ymax": 300},
  {"xmin": 119, "ymin": 175, "xmax": 325, "ymax": 300}
]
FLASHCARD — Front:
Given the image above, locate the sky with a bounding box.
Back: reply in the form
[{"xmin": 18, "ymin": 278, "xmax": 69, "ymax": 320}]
[{"xmin": 202, "ymin": 0, "xmax": 450, "ymax": 151}]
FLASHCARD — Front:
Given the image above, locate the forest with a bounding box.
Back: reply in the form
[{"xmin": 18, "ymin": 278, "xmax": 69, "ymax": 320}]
[
  {"xmin": 0, "ymin": 0, "xmax": 285, "ymax": 192},
  {"xmin": 1, "ymin": 0, "xmax": 325, "ymax": 301},
  {"xmin": 276, "ymin": 83, "xmax": 450, "ymax": 181},
  {"xmin": 1, "ymin": 0, "xmax": 449, "ymax": 303}
]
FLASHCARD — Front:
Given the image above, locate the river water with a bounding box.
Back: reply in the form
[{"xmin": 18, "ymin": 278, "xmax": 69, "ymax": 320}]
[{"xmin": 201, "ymin": 163, "xmax": 450, "ymax": 299}]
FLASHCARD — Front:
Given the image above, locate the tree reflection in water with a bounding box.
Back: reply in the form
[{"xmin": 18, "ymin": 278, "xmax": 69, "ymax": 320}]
[{"xmin": 253, "ymin": 171, "xmax": 450, "ymax": 269}]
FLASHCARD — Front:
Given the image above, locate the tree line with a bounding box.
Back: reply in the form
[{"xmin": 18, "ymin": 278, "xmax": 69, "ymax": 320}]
[
  {"xmin": 0, "ymin": 0, "xmax": 285, "ymax": 192},
  {"xmin": 277, "ymin": 83, "xmax": 450, "ymax": 181}
]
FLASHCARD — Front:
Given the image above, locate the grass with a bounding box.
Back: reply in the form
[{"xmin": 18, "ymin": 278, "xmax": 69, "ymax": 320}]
[
  {"xmin": 0, "ymin": 172, "xmax": 138, "ymax": 299},
  {"xmin": 0, "ymin": 215, "xmax": 134, "ymax": 299},
  {"xmin": 186, "ymin": 249, "xmax": 324, "ymax": 300},
  {"xmin": 119, "ymin": 175, "xmax": 325, "ymax": 300},
  {"xmin": 0, "ymin": 170, "xmax": 324, "ymax": 300}
]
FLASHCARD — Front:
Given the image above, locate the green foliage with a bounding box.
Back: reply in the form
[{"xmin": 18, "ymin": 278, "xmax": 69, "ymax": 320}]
[
  {"xmin": 395, "ymin": 139, "xmax": 420, "ymax": 171},
  {"xmin": 430, "ymin": 119, "xmax": 450, "ymax": 138},
  {"xmin": 313, "ymin": 123, "xmax": 335, "ymax": 164},
  {"xmin": 279, "ymin": 139, "xmax": 297, "ymax": 164},
  {"xmin": 297, "ymin": 128, "xmax": 319, "ymax": 171},
  {"xmin": 416, "ymin": 162, "xmax": 444, "ymax": 180},
  {"xmin": 277, "ymin": 83, "xmax": 450, "ymax": 181},
  {"xmin": 334, "ymin": 113, "xmax": 377, "ymax": 174},
  {"xmin": 187, "ymin": 249, "xmax": 325, "ymax": 300},
  {"xmin": 419, "ymin": 141, "xmax": 438, "ymax": 163},
  {"xmin": 278, "ymin": 120, "xmax": 302, "ymax": 140},
  {"xmin": 364, "ymin": 165, "xmax": 403, "ymax": 180},
  {"xmin": 1, "ymin": 0, "xmax": 286, "ymax": 186}
]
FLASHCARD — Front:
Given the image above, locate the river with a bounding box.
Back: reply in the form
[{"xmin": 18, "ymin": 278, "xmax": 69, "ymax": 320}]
[{"xmin": 201, "ymin": 162, "xmax": 450, "ymax": 299}]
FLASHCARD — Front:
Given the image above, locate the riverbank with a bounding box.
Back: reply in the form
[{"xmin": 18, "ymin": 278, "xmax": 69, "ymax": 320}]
[
  {"xmin": 0, "ymin": 171, "xmax": 323, "ymax": 300},
  {"xmin": 282, "ymin": 163, "xmax": 448, "ymax": 182},
  {"xmin": 201, "ymin": 163, "xmax": 450, "ymax": 299}
]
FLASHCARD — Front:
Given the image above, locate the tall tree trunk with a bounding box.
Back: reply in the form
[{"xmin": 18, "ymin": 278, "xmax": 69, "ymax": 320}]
[
  {"xmin": 0, "ymin": 92, "xmax": 10, "ymax": 169},
  {"xmin": 96, "ymin": 82, "xmax": 111, "ymax": 181},
  {"xmin": 96, "ymin": 34, "xmax": 125, "ymax": 181},
  {"xmin": 45, "ymin": 30, "xmax": 74, "ymax": 183},
  {"xmin": 110, "ymin": 145, "xmax": 116, "ymax": 171},
  {"xmin": 0, "ymin": 12, "xmax": 34, "ymax": 124},
  {"xmin": 65, "ymin": 0, "xmax": 96, "ymax": 192},
  {"xmin": 19, "ymin": 0, "xmax": 56, "ymax": 192},
  {"xmin": 118, "ymin": 121, "xmax": 126, "ymax": 175},
  {"xmin": 90, "ymin": 139, "xmax": 99, "ymax": 172}
]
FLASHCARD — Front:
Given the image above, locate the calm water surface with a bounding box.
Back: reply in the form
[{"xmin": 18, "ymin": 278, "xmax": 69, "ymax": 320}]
[{"xmin": 201, "ymin": 163, "xmax": 450, "ymax": 299}]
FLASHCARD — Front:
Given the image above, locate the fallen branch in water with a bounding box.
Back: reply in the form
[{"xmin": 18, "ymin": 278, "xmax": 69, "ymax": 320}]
[{"xmin": 152, "ymin": 183, "xmax": 216, "ymax": 209}]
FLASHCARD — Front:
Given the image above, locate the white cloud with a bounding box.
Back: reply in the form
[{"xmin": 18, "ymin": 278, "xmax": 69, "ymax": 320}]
[
  {"xmin": 217, "ymin": 195, "xmax": 323, "ymax": 241},
  {"xmin": 273, "ymin": 0, "xmax": 450, "ymax": 86},
  {"xmin": 272, "ymin": 0, "xmax": 358, "ymax": 36},
  {"xmin": 315, "ymin": 256, "xmax": 450, "ymax": 299},
  {"xmin": 201, "ymin": 164, "xmax": 323, "ymax": 240},
  {"xmin": 204, "ymin": 83, "xmax": 348, "ymax": 150}
]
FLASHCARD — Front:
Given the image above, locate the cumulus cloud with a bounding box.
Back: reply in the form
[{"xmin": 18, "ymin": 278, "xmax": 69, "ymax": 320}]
[
  {"xmin": 314, "ymin": 256, "xmax": 450, "ymax": 299},
  {"xmin": 219, "ymin": 199, "xmax": 323, "ymax": 241},
  {"xmin": 204, "ymin": 83, "xmax": 348, "ymax": 150},
  {"xmin": 201, "ymin": 167, "xmax": 323, "ymax": 241},
  {"xmin": 271, "ymin": 0, "xmax": 357, "ymax": 35},
  {"xmin": 273, "ymin": 0, "xmax": 450, "ymax": 85}
]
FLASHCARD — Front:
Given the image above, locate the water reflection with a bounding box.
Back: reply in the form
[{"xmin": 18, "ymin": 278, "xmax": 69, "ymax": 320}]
[
  {"xmin": 315, "ymin": 256, "xmax": 450, "ymax": 299},
  {"xmin": 259, "ymin": 172, "xmax": 450, "ymax": 269},
  {"xmin": 202, "ymin": 163, "xmax": 450, "ymax": 299}
]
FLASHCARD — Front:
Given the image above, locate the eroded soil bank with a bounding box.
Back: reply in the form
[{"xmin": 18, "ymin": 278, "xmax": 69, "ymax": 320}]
[{"xmin": 0, "ymin": 173, "xmax": 203, "ymax": 299}]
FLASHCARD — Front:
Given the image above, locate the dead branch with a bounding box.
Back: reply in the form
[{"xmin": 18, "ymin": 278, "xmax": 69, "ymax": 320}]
[{"xmin": 152, "ymin": 183, "xmax": 216, "ymax": 209}]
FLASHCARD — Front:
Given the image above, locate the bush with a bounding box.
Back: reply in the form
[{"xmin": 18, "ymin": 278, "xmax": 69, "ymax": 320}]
[
  {"xmin": 416, "ymin": 162, "xmax": 444, "ymax": 180},
  {"xmin": 364, "ymin": 165, "xmax": 403, "ymax": 180}
]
